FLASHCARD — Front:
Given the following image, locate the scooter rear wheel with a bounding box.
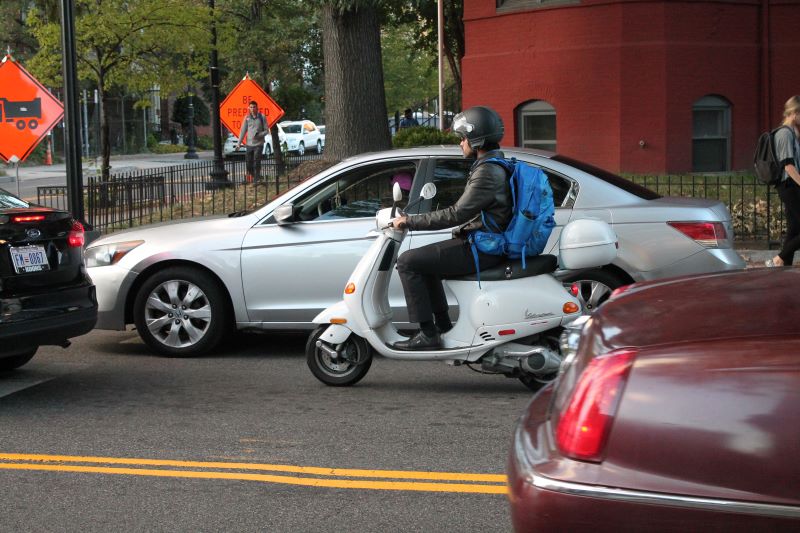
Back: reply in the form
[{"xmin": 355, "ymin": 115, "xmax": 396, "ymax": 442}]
[{"xmin": 306, "ymin": 326, "xmax": 373, "ymax": 386}]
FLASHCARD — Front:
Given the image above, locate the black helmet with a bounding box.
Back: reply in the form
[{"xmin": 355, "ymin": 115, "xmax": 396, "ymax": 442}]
[{"xmin": 452, "ymin": 106, "xmax": 504, "ymax": 149}]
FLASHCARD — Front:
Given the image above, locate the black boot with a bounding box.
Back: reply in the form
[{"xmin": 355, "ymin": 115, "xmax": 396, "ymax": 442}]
[{"xmin": 392, "ymin": 330, "xmax": 441, "ymax": 350}]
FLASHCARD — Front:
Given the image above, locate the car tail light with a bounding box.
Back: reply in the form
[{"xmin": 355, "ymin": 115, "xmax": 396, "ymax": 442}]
[
  {"xmin": 555, "ymin": 348, "xmax": 636, "ymax": 462},
  {"xmin": 68, "ymin": 220, "xmax": 85, "ymax": 248},
  {"xmin": 12, "ymin": 214, "xmax": 46, "ymax": 223},
  {"xmin": 667, "ymin": 221, "xmax": 729, "ymax": 248}
]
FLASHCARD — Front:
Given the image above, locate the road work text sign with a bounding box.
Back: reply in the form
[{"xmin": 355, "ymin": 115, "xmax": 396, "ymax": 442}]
[
  {"xmin": 219, "ymin": 75, "xmax": 284, "ymax": 139},
  {"xmin": 0, "ymin": 55, "xmax": 64, "ymax": 163}
]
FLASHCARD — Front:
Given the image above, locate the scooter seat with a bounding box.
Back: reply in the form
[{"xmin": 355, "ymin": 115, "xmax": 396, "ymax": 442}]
[{"xmin": 445, "ymin": 254, "xmax": 558, "ymax": 282}]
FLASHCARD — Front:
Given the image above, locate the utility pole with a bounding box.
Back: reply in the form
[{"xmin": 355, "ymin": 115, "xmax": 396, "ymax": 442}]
[
  {"xmin": 59, "ymin": 0, "xmax": 86, "ymax": 226},
  {"xmin": 206, "ymin": 0, "xmax": 231, "ymax": 189}
]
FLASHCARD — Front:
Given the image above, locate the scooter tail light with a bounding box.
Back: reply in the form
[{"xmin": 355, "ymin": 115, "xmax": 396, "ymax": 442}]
[
  {"xmin": 68, "ymin": 220, "xmax": 85, "ymax": 248},
  {"xmin": 555, "ymin": 348, "xmax": 637, "ymax": 462}
]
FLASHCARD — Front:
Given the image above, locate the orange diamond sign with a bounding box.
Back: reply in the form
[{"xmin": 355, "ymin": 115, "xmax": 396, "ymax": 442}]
[
  {"xmin": 0, "ymin": 55, "xmax": 64, "ymax": 163},
  {"xmin": 219, "ymin": 74, "xmax": 285, "ymax": 140}
]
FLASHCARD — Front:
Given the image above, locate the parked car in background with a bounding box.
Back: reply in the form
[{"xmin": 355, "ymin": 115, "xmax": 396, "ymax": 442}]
[
  {"xmin": 508, "ymin": 268, "xmax": 800, "ymax": 532},
  {"xmin": 318, "ymin": 125, "xmax": 325, "ymax": 149},
  {"xmin": 86, "ymin": 145, "xmax": 744, "ymax": 357},
  {"xmin": 223, "ymin": 124, "xmax": 286, "ymax": 158},
  {"xmin": 279, "ymin": 120, "xmax": 322, "ymax": 155},
  {"xmin": 0, "ymin": 189, "xmax": 97, "ymax": 371}
]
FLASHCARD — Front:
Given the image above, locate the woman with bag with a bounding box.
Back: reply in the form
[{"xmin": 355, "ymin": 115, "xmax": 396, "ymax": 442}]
[{"xmin": 766, "ymin": 96, "xmax": 800, "ymax": 267}]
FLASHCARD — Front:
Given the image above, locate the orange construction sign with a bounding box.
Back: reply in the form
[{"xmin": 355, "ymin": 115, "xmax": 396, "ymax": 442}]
[
  {"xmin": 219, "ymin": 74, "xmax": 285, "ymax": 140},
  {"xmin": 0, "ymin": 55, "xmax": 64, "ymax": 163}
]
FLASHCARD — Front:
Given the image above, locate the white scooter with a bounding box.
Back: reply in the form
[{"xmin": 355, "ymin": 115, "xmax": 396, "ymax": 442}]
[{"xmin": 306, "ymin": 182, "xmax": 618, "ymax": 391}]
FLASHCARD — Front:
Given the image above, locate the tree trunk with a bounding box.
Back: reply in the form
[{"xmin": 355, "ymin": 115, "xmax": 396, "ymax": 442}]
[{"xmin": 321, "ymin": 3, "xmax": 391, "ymax": 160}]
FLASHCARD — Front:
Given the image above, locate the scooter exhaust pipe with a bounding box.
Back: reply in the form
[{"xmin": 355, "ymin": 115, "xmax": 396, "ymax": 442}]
[{"xmin": 520, "ymin": 350, "xmax": 562, "ymax": 376}]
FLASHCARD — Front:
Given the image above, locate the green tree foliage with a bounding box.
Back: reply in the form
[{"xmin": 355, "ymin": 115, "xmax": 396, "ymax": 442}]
[
  {"xmin": 0, "ymin": 0, "xmax": 60, "ymax": 62},
  {"xmin": 27, "ymin": 0, "xmax": 210, "ymax": 178},
  {"xmin": 390, "ymin": 0, "xmax": 463, "ymax": 89},
  {"xmin": 381, "ymin": 24, "xmax": 438, "ymax": 115},
  {"xmin": 392, "ymin": 126, "xmax": 459, "ymax": 148},
  {"xmin": 172, "ymin": 95, "xmax": 211, "ymax": 128},
  {"xmin": 216, "ymin": 0, "xmax": 324, "ymax": 123}
]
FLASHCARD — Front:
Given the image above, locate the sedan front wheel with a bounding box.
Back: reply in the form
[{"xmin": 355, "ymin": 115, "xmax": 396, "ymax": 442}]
[{"xmin": 134, "ymin": 267, "xmax": 230, "ymax": 357}]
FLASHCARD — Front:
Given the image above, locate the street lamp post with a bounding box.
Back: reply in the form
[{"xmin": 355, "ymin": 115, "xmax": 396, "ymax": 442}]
[
  {"xmin": 184, "ymin": 90, "xmax": 198, "ymax": 159},
  {"xmin": 205, "ymin": 0, "xmax": 231, "ymax": 189}
]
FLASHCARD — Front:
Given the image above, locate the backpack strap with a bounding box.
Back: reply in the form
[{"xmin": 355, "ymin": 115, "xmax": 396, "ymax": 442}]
[{"xmin": 467, "ymin": 235, "xmax": 482, "ymax": 289}]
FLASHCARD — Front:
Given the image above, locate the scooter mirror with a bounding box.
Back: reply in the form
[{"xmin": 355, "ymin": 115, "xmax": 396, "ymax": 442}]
[
  {"xmin": 420, "ymin": 182, "xmax": 437, "ymax": 200},
  {"xmin": 392, "ymin": 182, "xmax": 403, "ymax": 202}
]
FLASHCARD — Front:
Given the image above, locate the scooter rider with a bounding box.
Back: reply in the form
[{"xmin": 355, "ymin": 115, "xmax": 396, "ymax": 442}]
[{"xmin": 390, "ymin": 106, "xmax": 512, "ymax": 350}]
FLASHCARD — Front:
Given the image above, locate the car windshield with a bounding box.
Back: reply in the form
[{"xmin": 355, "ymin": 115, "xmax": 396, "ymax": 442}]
[
  {"xmin": 552, "ymin": 155, "xmax": 661, "ymax": 200},
  {"xmin": 282, "ymin": 124, "xmax": 302, "ymax": 134},
  {"xmin": 0, "ymin": 188, "xmax": 30, "ymax": 208}
]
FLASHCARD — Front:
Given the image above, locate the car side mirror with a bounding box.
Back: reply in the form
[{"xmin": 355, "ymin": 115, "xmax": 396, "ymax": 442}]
[
  {"xmin": 392, "ymin": 182, "xmax": 403, "ymax": 202},
  {"xmin": 275, "ymin": 204, "xmax": 296, "ymax": 225}
]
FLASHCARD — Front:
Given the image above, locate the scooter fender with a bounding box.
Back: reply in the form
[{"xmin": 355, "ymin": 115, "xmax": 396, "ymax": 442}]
[
  {"xmin": 312, "ymin": 299, "xmax": 350, "ymax": 325},
  {"xmin": 318, "ymin": 323, "xmax": 352, "ymax": 345}
]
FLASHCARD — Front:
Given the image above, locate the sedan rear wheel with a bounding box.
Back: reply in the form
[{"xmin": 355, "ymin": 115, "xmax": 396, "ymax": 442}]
[
  {"xmin": 563, "ymin": 269, "xmax": 625, "ymax": 315},
  {"xmin": 296, "ymin": 142, "xmax": 305, "ymax": 156},
  {"xmin": 134, "ymin": 267, "xmax": 230, "ymax": 357},
  {"xmin": 316, "ymin": 140, "xmax": 322, "ymax": 154},
  {"xmin": 0, "ymin": 348, "xmax": 37, "ymax": 372}
]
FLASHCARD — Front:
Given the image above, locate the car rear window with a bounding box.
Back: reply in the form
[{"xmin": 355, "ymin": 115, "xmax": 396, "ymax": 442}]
[
  {"xmin": 552, "ymin": 155, "xmax": 661, "ymax": 200},
  {"xmin": 0, "ymin": 188, "xmax": 31, "ymax": 208}
]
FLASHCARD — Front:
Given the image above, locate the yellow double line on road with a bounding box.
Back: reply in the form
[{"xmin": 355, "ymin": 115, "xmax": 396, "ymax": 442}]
[{"xmin": 0, "ymin": 453, "xmax": 508, "ymax": 494}]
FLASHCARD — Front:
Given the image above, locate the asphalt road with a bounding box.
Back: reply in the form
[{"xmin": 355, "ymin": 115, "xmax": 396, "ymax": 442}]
[{"xmin": 0, "ymin": 328, "xmax": 534, "ymax": 532}]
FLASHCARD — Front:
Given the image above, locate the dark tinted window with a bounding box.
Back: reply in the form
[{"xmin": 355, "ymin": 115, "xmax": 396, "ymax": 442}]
[
  {"xmin": 552, "ymin": 155, "xmax": 661, "ymax": 200},
  {"xmin": 432, "ymin": 158, "xmax": 573, "ymax": 209}
]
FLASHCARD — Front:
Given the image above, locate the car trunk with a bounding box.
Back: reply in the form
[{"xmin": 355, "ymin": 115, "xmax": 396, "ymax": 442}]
[{"xmin": 0, "ymin": 208, "xmax": 83, "ymax": 296}]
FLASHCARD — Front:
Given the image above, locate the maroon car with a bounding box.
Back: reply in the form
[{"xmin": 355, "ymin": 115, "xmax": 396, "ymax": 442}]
[{"xmin": 507, "ymin": 268, "xmax": 800, "ymax": 532}]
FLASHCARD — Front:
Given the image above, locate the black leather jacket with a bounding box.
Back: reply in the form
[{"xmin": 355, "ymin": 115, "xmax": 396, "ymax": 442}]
[{"xmin": 406, "ymin": 150, "xmax": 512, "ymax": 237}]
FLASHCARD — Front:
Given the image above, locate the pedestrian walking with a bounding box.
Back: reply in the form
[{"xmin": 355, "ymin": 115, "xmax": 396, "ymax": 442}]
[
  {"xmin": 767, "ymin": 95, "xmax": 800, "ymax": 267},
  {"xmin": 237, "ymin": 101, "xmax": 268, "ymax": 182}
]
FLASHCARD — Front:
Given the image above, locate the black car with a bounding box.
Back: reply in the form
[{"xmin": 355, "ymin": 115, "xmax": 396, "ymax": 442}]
[{"xmin": 0, "ymin": 188, "xmax": 97, "ymax": 371}]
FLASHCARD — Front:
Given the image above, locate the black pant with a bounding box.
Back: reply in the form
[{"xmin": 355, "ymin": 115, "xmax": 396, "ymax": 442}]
[
  {"xmin": 245, "ymin": 145, "xmax": 262, "ymax": 180},
  {"xmin": 396, "ymin": 238, "xmax": 505, "ymax": 324},
  {"xmin": 778, "ymin": 179, "xmax": 800, "ymax": 265}
]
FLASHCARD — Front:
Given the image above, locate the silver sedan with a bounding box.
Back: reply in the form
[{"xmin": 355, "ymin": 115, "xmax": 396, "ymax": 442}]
[{"xmin": 85, "ymin": 146, "xmax": 744, "ymax": 356}]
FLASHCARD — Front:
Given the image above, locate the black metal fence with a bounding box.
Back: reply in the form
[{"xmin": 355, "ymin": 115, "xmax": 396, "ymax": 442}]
[
  {"xmin": 37, "ymin": 153, "xmax": 324, "ymax": 233},
  {"xmin": 37, "ymin": 159, "xmax": 784, "ymax": 246},
  {"xmin": 626, "ymin": 174, "xmax": 782, "ymax": 247}
]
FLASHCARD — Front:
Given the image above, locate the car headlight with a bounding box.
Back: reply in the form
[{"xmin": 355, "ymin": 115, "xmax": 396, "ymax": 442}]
[{"xmin": 84, "ymin": 240, "xmax": 144, "ymax": 267}]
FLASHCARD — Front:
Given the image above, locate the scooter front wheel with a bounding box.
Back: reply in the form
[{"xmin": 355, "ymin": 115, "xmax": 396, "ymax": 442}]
[{"xmin": 306, "ymin": 326, "xmax": 373, "ymax": 386}]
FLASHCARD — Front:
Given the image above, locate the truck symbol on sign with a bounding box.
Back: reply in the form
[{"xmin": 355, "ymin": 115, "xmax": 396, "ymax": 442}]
[{"xmin": 0, "ymin": 97, "xmax": 42, "ymax": 130}]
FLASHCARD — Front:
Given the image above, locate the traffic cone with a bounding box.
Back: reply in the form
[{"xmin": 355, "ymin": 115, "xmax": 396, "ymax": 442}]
[
  {"xmin": 45, "ymin": 137, "xmax": 53, "ymax": 165},
  {"xmin": 246, "ymin": 174, "xmax": 253, "ymax": 183}
]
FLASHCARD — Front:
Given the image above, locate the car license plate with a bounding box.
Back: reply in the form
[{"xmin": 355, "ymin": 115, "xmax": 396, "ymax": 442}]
[{"xmin": 10, "ymin": 245, "xmax": 50, "ymax": 274}]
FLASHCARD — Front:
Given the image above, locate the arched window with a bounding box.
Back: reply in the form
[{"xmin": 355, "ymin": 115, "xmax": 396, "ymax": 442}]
[
  {"xmin": 692, "ymin": 95, "xmax": 731, "ymax": 172},
  {"xmin": 517, "ymin": 100, "xmax": 556, "ymax": 151}
]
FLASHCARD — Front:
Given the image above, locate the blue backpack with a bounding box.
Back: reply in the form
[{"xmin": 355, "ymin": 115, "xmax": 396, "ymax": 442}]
[{"xmin": 468, "ymin": 157, "xmax": 556, "ymax": 280}]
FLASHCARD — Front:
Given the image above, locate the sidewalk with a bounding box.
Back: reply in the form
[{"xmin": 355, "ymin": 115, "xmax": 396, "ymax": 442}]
[{"xmin": 2, "ymin": 150, "xmax": 214, "ymax": 182}]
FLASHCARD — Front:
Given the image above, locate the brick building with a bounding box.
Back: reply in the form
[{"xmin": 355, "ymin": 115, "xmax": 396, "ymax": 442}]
[{"xmin": 462, "ymin": 0, "xmax": 800, "ymax": 174}]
